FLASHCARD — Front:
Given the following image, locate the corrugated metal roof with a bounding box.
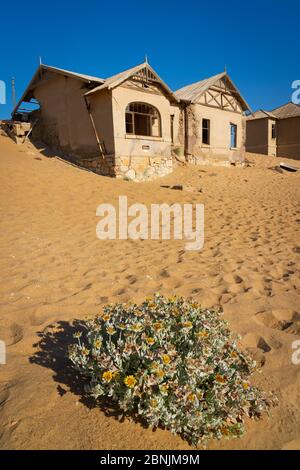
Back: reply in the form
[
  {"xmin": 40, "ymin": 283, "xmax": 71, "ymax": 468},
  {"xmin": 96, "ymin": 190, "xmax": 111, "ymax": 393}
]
[
  {"xmin": 246, "ymin": 110, "xmax": 277, "ymax": 120},
  {"xmin": 174, "ymin": 72, "xmax": 250, "ymax": 111},
  {"xmin": 84, "ymin": 62, "xmax": 177, "ymax": 101},
  {"xmin": 174, "ymin": 72, "xmax": 226, "ymax": 102},
  {"xmin": 85, "ymin": 63, "xmax": 147, "ymax": 95},
  {"xmin": 12, "ymin": 64, "xmax": 105, "ymax": 116},
  {"xmin": 271, "ymin": 102, "xmax": 300, "ymax": 119},
  {"xmin": 41, "ymin": 64, "xmax": 105, "ymax": 83}
]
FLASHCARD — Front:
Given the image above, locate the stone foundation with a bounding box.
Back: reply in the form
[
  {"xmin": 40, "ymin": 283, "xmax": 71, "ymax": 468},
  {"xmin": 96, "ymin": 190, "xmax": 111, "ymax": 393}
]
[{"xmin": 114, "ymin": 154, "xmax": 173, "ymax": 181}]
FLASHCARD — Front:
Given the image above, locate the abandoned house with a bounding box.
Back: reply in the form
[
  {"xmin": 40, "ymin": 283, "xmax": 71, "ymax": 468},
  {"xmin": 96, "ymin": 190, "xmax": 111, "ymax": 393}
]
[
  {"xmin": 11, "ymin": 61, "xmax": 251, "ymax": 180},
  {"xmin": 246, "ymin": 102, "xmax": 300, "ymax": 160}
]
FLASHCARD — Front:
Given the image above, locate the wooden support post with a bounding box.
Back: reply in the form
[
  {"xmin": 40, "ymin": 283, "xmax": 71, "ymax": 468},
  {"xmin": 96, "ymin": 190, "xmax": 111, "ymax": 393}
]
[{"xmin": 84, "ymin": 96, "xmax": 105, "ymax": 159}]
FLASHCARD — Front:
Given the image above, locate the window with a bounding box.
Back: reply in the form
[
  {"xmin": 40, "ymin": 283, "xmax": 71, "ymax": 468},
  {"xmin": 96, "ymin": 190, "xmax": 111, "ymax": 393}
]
[
  {"xmin": 230, "ymin": 123, "xmax": 237, "ymax": 148},
  {"xmin": 170, "ymin": 115, "xmax": 174, "ymax": 143},
  {"xmin": 271, "ymin": 123, "xmax": 276, "ymax": 139},
  {"xmin": 125, "ymin": 102, "xmax": 161, "ymax": 137},
  {"xmin": 202, "ymin": 118, "xmax": 210, "ymax": 145}
]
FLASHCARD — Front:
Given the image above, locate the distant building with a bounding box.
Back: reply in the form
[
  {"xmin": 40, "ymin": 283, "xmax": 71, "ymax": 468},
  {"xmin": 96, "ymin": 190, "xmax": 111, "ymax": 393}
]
[
  {"xmin": 12, "ymin": 62, "xmax": 250, "ymax": 180},
  {"xmin": 246, "ymin": 102, "xmax": 300, "ymax": 160}
]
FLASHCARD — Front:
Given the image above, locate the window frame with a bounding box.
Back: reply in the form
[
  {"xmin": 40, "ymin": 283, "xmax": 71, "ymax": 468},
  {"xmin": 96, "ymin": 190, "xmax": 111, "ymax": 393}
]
[
  {"xmin": 230, "ymin": 122, "xmax": 238, "ymax": 149},
  {"xmin": 271, "ymin": 122, "xmax": 276, "ymax": 140},
  {"xmin": 202, "ymin": 118, "xmax": 211, "ymax": 145},
  {"xmin": 125, "ymin": 102, "xmax": 162, "ymax": 138}
]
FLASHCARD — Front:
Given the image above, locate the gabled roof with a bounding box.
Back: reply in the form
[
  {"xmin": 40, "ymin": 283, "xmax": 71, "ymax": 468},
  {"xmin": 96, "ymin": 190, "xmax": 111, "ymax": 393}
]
[
  {"xmin": 39, "ymin": 64, "xmax": 105, "ymax": 83},
  {"xmin": 12, "ymin": 64, "xmax": 105, "ymax": 116},
  {"xmin": 271, "ymin": 102, "xmax": 300, "ymax": 119},
  {"xmin": 174, "ymin": 71, "xmax": 250, "ymax": 111},
  {"xmin": 84, "ymin": 62, "xmax": 178, "ymax": 101},
  {"xmin": 246, "ymin": 109, "xmax": 277, "ymax": 120}
]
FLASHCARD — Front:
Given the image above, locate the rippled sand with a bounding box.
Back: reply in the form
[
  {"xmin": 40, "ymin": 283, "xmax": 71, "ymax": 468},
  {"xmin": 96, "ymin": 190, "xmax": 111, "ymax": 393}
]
[{"xmin": 0, "ymin": 132, "xmax": 299, "ymax": 449}]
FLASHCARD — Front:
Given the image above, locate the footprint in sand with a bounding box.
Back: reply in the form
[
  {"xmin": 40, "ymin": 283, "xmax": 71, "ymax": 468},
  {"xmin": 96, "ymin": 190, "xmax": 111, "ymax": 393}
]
[
  {"xmin": 255, "ymin": 310, "xmax": 300, "ymax": 335},
  {"xmin": 241, "ymin": 332, "xmax": 272, "ymax": 353},
  {"xmin": 0, "ymin": 386, "xmax": 10, "ymax": 409},
  {"xmin": 126, "ymin": 275, "xmax": 137, "ymax": 285},
  {"xmin": 0, "ymin": 323, "xmax": 23, "ymax": 346}
]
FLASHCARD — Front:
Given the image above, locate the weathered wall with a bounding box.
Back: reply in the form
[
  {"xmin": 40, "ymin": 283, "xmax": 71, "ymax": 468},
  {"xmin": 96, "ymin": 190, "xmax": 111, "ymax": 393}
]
[
  {"xmin": 277, "ymin": 116, "xmax": 300, "ymax": 160},
  {"xmin": 33, "ymin": 73, "xmax": 114, "ymax": 175},
  {"xmin": 110, "ymin": 82, "xmax": 176, "ymax": 180},
  {"xmin": 184, "ymin": 102, "xmax": 245, "ymax": 166},
  {"xmin": 245, "ymin": 118, "xmax": 270, "ymax": 155}
]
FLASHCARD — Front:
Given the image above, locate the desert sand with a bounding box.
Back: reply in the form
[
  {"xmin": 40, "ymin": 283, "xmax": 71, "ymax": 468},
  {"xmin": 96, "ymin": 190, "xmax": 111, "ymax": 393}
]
[{"xmin": 0, "ymin": 132, "xmax": 299, "ymax": 450}]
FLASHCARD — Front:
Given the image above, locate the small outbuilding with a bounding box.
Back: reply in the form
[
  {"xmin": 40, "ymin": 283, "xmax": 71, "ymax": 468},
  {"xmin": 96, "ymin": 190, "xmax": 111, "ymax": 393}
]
[{"xmin": 246, "ymin": 102, "xmax": 300, "ymax": 160}]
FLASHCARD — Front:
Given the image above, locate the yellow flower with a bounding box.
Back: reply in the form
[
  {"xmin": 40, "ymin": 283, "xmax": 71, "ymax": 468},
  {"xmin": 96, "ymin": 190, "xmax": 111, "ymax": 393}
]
[
  {"xmin": 146, "ymin": 337, "xmax": 155, "ymax": 345},
  {"xmin": 153, "ymin": 322, "xmax": 162, "ymax": 331},
  {"xmin": 148, "ymin": 303, "xmax": 156, "ymax": 309},
  {"xmin": 191, "ymin": 302, "xmax": 198, "ymax": 308},
  {"xmin": 102, "ymin": 371, "xmax": 113, "ymax": 382},
  {"xmin": 187, "ymin": 393, "xmax": 196, "ymax": 402},
  {"xmin": 159, "ymin": 384, "xmax": 169, "ymax": 395},
  {"xmin": 156, "ymin": 369, "xmax": 165, "ymax": 379},
  {"xmin": 215, "ymin": 374, "xmax": 226, "ymax": 384},
  {"xmin": 196, "ymin": 390, "xmax": 204, "ymax": 400},
  {"xmin": 150, "ymin": 398, "xmax": 158, "ymax": 408},
  {"xmin": 118, "ymin": 323, "xmax": 126, "ymax": 330},
  {"xmin": 102, "ymin": 314, "xmax": 110, "ymax": 321},
  {"xmin": 221, "ymin": 426, "xmax": 229, "ymax": 436},
  {"xmin": 81, "ymin": 347, "xmax": 89, "ymax": 356},
  {"xmin": 150, "ymin": 361, "xmax": 159, "ymax": 370},
  {"xmin": 242, "ymin": 382, "xmax": 250, "ymax": 390},
  {"xmin": 106, "ymin": 326, "xmax": 116, "ymax": 335},
  {"xmin": 182, "ymin": 321, "xmax": 193, "ymax": 329},
  {"xmin": 93, "ymin": 339, "xmax": 102, "ymax": 349},
  {"xmin": 112, "ymin": 371, "xmax": 120, "ymax": 379},
  {"xmin": 162, "ymin": 354, "xmax": 171, "ymax": 365},
  {"xmin": 171, "ymin": 308, "xmax": 178, "ymax": 316},
  {"xmin": 230, "ymin": 351, "xmax": 238, "ymax": 358},
  {"xmin": 197, "ymin": 331, "xmax": 209, "ymax": 339},
  {"xmin": 124, "ymin": 375, "xmax": 137, "ymax": 388},
  {"xmin": 131, "ymin": 323, "xmax": 143, "ymax": 332}
]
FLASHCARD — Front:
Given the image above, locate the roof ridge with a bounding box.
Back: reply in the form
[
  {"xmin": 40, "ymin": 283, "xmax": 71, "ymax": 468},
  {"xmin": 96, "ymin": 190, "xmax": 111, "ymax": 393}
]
[{"xmin": 175, "ymin": 71, "xmax": 225, "ymax": 94}]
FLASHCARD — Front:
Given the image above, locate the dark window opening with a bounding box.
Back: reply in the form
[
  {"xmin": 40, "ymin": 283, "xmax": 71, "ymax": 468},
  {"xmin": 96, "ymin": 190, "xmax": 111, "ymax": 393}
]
[
  {"xmin": 202, "ymin": 118, "xmax": 210, "ymax": 145},
  {"xmin": 170, "ymin": 115, "xmax": 174, "ymax": 143},
  {"xmin": 125, "ymin": 102, "xmax": 161, "ymax": 137},
  {"xmin": 271, "ymin": 123, "xmax": 276, "ymax": 139},
  {"xmin": 230, "ymin": 123, "xmax": 237, "ymax": 148},
  {"xmin": 125, "ymin": 112, "xmax": 133, "ymax": 134}
]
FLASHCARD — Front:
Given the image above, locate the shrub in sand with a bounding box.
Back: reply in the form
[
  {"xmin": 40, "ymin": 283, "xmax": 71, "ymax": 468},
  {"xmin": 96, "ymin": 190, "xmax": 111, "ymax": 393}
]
[{"xmin": 68, "ymin": 294, "xmax": 272, "ymax": 445}]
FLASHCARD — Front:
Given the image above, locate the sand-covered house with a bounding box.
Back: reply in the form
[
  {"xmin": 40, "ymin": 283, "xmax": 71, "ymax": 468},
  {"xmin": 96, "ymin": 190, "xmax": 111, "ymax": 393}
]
[
  {"xmin": 12, "ymin": 61, "xmax": 251, "ymax": 180},
  {"xmin": 246, "ymin": 102, "xmax": 300, "ymax": 160}
]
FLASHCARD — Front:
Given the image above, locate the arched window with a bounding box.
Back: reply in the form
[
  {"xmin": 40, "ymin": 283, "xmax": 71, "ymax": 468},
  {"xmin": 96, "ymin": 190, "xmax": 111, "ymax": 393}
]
[{"xmin": 125, "ymin": 102, "xmax": 161, "ymax": 137}]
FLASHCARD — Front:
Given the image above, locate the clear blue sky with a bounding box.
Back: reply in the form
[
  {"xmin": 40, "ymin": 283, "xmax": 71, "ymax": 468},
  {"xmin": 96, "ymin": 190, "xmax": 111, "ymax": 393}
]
[{"xmin": 1, "ymin": 0, "xmax": 299, "ymax": 118}]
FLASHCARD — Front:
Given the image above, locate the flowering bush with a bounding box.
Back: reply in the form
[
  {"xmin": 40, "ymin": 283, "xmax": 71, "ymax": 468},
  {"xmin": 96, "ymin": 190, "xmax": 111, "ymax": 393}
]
[{"xmin": 68, "ymin": 294, "xmax": 271, "ymax": 445}]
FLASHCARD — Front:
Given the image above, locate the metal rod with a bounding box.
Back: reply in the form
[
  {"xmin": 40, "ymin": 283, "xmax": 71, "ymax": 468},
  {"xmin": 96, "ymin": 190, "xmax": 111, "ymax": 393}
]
[{"xmin": 12, "ymin": 77, "xmax": 16, "ymax": 109}]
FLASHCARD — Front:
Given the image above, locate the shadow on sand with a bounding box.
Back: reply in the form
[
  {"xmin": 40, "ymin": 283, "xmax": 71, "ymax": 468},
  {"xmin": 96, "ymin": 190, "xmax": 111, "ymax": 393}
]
[{"xmin": 29, "ymin": 320, "xmax": 148, "ymax": 427}]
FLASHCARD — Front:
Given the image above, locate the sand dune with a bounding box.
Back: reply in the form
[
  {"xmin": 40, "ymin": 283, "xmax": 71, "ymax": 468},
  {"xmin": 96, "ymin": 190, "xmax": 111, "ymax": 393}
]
[{"xmin": 0, "ymin": 132, "xmax": 299, "ymax": 449}]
